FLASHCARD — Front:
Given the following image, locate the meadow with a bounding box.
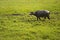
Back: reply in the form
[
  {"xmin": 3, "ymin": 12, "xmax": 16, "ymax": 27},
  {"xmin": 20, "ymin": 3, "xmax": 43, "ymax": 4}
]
[{"xmin": 0, "ymin": 0, "xmax": 60, "ymax": 40}]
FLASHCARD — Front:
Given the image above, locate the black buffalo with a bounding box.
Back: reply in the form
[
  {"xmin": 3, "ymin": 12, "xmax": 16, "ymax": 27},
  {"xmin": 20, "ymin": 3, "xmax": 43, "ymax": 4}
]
[{"xmin": 30, "ymin": 10, "xmax": 50, "ymax": 20}]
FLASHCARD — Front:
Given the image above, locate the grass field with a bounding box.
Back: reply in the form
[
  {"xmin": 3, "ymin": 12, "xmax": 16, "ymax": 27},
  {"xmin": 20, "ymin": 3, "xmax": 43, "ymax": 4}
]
[{"xmin": 0, "ymin": 0, "xmax": 60, "ymax": 40}]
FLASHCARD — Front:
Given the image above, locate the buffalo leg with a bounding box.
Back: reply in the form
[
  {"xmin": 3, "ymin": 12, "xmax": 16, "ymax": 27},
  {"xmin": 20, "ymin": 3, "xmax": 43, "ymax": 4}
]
[
  {"xmin": 47, "ymin": 15, "xmax": 50, "ymax": 20},
  {"xmin": 39, "ymin": 17, "xmax": 41, "ymax": 20},
  {"xmin": 44, "ymin": 17, "xmax": 46, "ymax": 19},
  {"xmin": 37, "ymin": 17, "xmax": 39, "ymax": 21},
  {"xmin": 47, "ymin": 16, "xmax": 50, "ymax": 20}
]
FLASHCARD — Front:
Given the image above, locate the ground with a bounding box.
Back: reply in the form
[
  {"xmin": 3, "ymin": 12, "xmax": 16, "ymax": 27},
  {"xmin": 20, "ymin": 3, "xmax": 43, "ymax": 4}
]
[{"xmin": 0, "ymin": 0, "xmax": 60, "ymax": 40}]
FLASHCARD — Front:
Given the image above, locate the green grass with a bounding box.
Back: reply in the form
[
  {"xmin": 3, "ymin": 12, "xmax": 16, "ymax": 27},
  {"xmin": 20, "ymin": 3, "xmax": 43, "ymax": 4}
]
[{"xmin": 0, "ymin": 0, "xmax": 60, "ymax": 40}]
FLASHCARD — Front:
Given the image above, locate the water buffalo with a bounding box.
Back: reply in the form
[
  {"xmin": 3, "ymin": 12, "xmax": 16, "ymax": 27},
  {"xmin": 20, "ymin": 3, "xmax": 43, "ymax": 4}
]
[{"xmin": 30, "ymin": 10, "xmax": 50, "ymax": 20}]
